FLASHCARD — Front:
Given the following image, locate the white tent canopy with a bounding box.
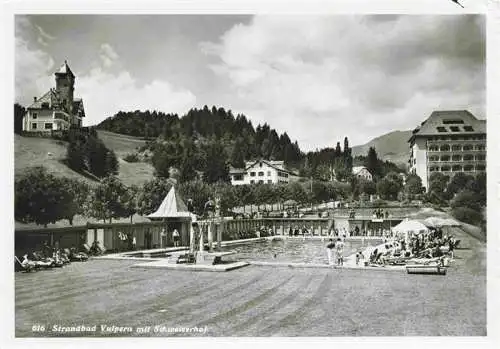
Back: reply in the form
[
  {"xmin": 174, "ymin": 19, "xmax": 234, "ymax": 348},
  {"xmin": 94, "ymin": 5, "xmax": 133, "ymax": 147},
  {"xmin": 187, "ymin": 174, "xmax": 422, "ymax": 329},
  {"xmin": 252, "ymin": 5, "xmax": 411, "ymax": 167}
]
[
  {"xmin": 147, "ymin": 186, "xmax": 192, "ymax": 219},
  {"xmin": 391, "ymin": 219, "xmax": 429, "ymax": 237}
]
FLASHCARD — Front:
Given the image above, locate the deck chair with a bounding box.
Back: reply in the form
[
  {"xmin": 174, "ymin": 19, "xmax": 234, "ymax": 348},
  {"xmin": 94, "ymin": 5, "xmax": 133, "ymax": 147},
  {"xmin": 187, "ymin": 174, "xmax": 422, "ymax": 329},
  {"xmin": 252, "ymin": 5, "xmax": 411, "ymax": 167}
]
[{"xmin": 15, "ymin": 255, "xmax": 35, "ymax": 272}]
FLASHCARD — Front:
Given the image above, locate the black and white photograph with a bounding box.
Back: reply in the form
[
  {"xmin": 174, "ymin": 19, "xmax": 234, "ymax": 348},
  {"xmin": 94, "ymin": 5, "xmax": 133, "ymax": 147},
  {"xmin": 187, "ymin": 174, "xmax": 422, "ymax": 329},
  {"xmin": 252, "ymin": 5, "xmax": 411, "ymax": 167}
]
[{"xmin": 3, "ymin": 0, "xmax": 497, "ymax": 344}]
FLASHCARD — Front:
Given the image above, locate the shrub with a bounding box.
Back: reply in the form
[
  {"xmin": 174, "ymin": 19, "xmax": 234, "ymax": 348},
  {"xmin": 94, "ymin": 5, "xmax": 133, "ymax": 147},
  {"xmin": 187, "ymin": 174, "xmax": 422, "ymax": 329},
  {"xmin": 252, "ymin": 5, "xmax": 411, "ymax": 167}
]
[
  {"xmin": 371, "ymin": 199, "xmax": 387, "ymax": 207},
  {"xmin": 123, "ymin": 153, "xmax": 140, "ymax": 163},
  {"xmin": 451, "ymin": 190, "xmax": 482, "ymax": 212},
  {"xmin": 451, "ymin": 207, "xmax": 483, "ymax": 226}
]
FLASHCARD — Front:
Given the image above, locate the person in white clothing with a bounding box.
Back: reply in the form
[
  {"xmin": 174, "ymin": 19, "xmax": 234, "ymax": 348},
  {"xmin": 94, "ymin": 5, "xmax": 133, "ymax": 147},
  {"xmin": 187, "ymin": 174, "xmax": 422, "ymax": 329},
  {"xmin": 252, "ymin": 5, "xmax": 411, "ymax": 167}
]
[
  {"xmin": 336, "ymin": 238, "xmax": 345, "ymax": 266},
  {"xmin": 173, "ymin": 229, "xmax": 180, "ymax": 247},
  {"xmin": 326, "ymin": 239, "xmax": 336, "ymax": 266}
]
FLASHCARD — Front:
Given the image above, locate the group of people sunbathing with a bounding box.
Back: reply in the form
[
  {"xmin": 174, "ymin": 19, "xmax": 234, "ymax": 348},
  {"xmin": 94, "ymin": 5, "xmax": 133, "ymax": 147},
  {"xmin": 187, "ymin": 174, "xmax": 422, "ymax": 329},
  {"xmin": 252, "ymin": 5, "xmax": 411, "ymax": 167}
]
[
  {"xmin": 356, "ymin": 228, "xmax": 459, "ymax": 267},
  {"xmin": 15, "ymin": 242, "xmax": 92, "ymax": 272}
]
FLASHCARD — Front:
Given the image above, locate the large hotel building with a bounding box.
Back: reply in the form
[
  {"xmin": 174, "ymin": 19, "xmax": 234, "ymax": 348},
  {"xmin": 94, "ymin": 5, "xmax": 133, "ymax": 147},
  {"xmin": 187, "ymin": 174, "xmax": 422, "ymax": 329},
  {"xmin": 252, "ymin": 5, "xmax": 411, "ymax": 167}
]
[{"xmin": 409, "ymin": 110, "xmax": 486, "ymax": 191}]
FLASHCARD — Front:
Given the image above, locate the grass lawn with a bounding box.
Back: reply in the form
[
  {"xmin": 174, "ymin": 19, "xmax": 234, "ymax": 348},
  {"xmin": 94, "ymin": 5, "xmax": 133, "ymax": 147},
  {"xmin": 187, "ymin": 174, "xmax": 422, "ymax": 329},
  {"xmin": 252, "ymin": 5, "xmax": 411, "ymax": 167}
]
[
  {"xmin": 96, "ymin": 130, "xmax": 147, "ymax": 158},
  {"xmin": 15, "ymin": 132, "xmax": 155, "ymax": 187},
  {"xmin": 15, "ymin": 226, "xmax": 485, "ymax": 337}
]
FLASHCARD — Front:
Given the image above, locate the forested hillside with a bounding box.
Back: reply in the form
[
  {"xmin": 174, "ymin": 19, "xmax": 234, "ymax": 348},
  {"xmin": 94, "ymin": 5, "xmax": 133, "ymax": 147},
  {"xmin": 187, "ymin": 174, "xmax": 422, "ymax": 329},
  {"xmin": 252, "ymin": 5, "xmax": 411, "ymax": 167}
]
[{"xmin": 96, "ymin": 105, "xmax": 405, "ymax": 183}]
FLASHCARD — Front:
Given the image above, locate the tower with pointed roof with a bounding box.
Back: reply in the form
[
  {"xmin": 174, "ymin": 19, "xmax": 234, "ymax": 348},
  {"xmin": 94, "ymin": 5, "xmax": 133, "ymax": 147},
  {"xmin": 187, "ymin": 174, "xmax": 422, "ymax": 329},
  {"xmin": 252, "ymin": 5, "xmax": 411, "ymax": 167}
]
[
  {"xmin": 22, "ymin": 60, "xmax": 85, "ymax": 132},
  {"xmin": 54, "ymin": 60, "xmax": 75, "ymax": 115}
]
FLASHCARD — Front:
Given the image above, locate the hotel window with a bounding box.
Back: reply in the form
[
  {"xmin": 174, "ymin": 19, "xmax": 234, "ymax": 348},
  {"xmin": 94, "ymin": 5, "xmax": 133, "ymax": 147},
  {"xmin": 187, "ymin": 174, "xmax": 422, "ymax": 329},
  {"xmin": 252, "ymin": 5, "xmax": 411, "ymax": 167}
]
[
  {"xmin": 267, "ymin": 180, "xmax": 272, "ymax": 184},
  {"xmin": 250, "ymin": 172, "xmax": 256, "ymax": 177},
  {"xmin": 452, "ymin": 165, "xmax": 462, "ymax": 172},
  {"xmin": 32, "ymin": 123, "xmax": 37, "ymax": 130},
  {"xmin": 258, "ymin": 180, "xmax": 264, "ymax": 184},
  {"xmin": 429, "ymin": 145, "xmax": 439, "ymax": 152},
  {"xmin": 443, "ymin": 119, "xmax": 464, "ymax": 124},
  {"xmin": 234, "ymin": 174, "xmax": 243, "ymax": 181},
  {"xmin": 463, "ymin": 154, "xmax": 474, "ymax": 161},
  {"xmin": 440, "ymin": 155, "xmax": 450, "ymax": 162},
  {"xmin": 476, "ymin": 164, "xmax": 486, "ymax": 171},
  {"xmin": 32, "ymin": 113, "xmax": 37, "ymax": 119},
  {"xmin": 429, "ymin": 155, "xmax": 439, "ymax": 162},
  {"xmin": 449, "ymin": 126, "xmax": 460, "ymax": 132},
  {"xmin": 464, "ymin": 165, "xmax": 474, "ymax": 172},
  {"xmin": 436, "ymin": 127, "xmax": 447, "ymax": 133},
  {"xmin": 250, "ymin": 180, "xmax": 255, "ymax": 184},
  {"xmin": 258, "ymin": 172, "xmax": 264, "ymax": 176},
  {"xmin": 475, "ymin": 144, "xmax": 485, "ymax": 151},
  {"xmin": 463, "ymin": 144, "xmax": 473, "ymax": 151},
  {"xmin": 267, "ymin": 171, "xmax": 271, "ymax": 176},
  {"xmin": 44, "ymin": 123, "xmax": 53, "ymax": 130},
  {"xmin": 452, "ymin": 155, "xmax": 462, "ymax": 161},
  {"xmin": 451, "ymin": 145, "xmax": 461, "ymax": 151},
  {"xmin": 441, "ymin": 166, "xmax": 450, "ymax": 172},
  {"xmin": 429, "ymin": 167, "xmax": 437, "ymax": 172},
  {"xmin": 476, "ymin": 154, "xmax": 486, "ymax": 161},
  {"xmin": 463, "ymin": 126, "xmax": 474, "ymax": 132},
  {"xmin": 440, "ymin": 144, "xmax": 450, "ymax": 151}
]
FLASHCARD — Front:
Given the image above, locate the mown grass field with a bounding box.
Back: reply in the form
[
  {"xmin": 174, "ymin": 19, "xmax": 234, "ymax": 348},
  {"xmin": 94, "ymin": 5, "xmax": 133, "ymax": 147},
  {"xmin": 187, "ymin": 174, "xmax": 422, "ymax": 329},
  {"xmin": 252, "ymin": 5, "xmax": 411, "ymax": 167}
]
[
  {"xmin": 15, "ymin": 131, "xmax": 155, "ymax": 187},
  {"xmin": 15, "ymin": 226, "xmax": 485, "ymax": 337}
]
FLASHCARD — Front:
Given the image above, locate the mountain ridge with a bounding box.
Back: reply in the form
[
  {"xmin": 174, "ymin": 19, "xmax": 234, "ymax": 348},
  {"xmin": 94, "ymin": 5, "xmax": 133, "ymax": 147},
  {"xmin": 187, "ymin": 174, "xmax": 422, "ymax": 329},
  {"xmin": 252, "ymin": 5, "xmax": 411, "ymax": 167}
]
[{"xmin": 351, "ymin": 130, "xmax": 411, "ymax": 167}]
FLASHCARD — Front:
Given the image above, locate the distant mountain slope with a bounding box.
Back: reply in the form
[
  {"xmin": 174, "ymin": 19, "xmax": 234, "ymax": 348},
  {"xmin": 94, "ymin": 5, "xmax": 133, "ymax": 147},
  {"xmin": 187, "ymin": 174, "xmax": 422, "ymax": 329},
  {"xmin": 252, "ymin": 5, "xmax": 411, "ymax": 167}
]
[
  {"xmin": 15, "ymin": 133, "xmax": 155, "ymax": 187},
  {"xmin": 351, "ymin": 130, "xmax": 412, "ymax": 167}
]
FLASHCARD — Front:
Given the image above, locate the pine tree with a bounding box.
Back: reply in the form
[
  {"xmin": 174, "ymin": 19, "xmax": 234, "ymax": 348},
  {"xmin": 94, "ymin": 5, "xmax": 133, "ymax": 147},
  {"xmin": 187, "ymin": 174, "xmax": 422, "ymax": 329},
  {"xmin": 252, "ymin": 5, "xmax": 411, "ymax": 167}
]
[
  {"xmin": 105, "ymin": 149, "xmax": 119, "ymax": 176},
  {"xmin": 365, "ymin": 147, "xmax": 381, "ymax": 179},
  {"xmin": 203, "ymin": 142, "xmax": 230, "ymax": 184},
  {"xmin": 14, "ymin": 103, "xmax": 25, "ymax": 134}
]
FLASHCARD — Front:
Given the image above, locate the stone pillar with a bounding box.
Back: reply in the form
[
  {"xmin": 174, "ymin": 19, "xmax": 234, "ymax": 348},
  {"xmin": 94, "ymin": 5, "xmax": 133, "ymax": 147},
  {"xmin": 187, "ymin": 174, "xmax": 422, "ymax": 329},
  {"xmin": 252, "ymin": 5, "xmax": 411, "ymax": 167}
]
[
  {"xmin": 207, "ymin": 223, "xmax": 213, "ymax": 252},
  {"xmin": 189, "ymin": 223, "xmax": 195, "ymax": 254},
  {"xmin": 217, "ymin": 223, "xmax": 222, "ymax": 248},
  {"xmin": 319, "ymin": 224, "xmax": 323, "ymax": 236},
  {"xmin": 199, "ymin": 224, "xmax": 204, "ymax": 253}
]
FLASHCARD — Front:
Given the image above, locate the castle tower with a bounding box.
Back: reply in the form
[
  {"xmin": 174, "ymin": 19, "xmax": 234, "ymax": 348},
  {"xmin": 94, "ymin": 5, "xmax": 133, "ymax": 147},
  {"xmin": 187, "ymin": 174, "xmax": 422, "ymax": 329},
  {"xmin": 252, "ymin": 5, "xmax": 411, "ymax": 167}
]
[{"xmin": 54, "ymin": 60, "xmax": 75, "ymax": 114}]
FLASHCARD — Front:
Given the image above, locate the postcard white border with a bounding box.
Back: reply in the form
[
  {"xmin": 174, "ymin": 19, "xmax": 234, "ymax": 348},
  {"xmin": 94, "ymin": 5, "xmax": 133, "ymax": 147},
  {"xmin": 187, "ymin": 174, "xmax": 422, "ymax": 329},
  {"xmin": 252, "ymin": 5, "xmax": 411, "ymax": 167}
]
[{"xmin": 1, "ymin": 1, "xmax": 498, "ymax": 349}]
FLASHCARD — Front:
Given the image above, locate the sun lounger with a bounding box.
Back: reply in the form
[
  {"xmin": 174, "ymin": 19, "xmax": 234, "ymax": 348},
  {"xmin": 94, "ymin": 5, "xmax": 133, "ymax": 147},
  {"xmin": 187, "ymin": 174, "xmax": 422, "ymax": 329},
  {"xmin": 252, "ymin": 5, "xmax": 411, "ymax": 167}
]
[
  {"xmin": 406, "ymin": 264, "xmax": 447, "ymax": 275},
  {"xmin": 15, "ymin": 256, "xmax": 36, "ymax": 272}
]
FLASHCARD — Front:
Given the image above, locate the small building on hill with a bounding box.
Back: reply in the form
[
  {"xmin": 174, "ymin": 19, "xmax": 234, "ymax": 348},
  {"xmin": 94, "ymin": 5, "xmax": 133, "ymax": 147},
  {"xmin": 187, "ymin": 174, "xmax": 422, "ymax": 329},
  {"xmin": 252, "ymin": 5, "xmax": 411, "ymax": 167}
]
[
  {"xmin": 22, "ymin": 61, "xmax": 85, "ymax": 132},
  {"xmin": 229, "ymin": 160, "xmax": 300, "ymax": 185},
  {"xmin": 352, "ymin": 166, "xmax": 373, "ymax": 181}
]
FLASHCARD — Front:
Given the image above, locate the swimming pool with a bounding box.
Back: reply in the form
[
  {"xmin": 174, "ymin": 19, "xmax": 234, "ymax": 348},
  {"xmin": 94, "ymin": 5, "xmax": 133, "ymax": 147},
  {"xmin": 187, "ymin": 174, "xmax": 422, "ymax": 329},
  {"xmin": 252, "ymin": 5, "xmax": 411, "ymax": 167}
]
[{"xmin": 219, "ymin": 238, "xmax": 382, "ymax": 264}]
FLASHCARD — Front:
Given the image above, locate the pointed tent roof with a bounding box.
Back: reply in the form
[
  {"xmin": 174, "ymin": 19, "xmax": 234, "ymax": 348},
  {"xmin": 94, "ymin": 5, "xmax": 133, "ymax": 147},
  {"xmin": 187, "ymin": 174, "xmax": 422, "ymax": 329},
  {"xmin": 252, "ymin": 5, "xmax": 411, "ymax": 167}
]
[{"xmin": 148, "ymin": 186, "xmax": 192, "ymax": 219}]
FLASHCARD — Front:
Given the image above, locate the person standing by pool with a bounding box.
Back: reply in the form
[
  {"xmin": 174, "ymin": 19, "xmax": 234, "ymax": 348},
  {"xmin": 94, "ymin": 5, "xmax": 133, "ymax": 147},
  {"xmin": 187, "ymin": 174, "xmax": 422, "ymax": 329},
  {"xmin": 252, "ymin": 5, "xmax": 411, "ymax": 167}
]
[
  {"xmin": 160, "ymin": 229, "xmax": 166, "ymax": 248},
  {"xmin": 326, "ymin": 239, "xmax": 336, "ymax": 265},
  {"xmin": 173, "ymin": 229, "xmax": 180, "ymax": 247},
  {"xmin": 336, "ymin": 237, "xmax": 345, "ymax": 266}
]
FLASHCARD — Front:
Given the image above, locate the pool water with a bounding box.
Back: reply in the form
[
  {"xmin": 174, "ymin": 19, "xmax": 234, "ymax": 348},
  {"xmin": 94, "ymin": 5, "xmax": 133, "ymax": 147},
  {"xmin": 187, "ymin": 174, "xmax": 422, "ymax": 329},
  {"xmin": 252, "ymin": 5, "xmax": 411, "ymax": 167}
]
[{"xmin": 220, "ymin": 238, "xmax": 382, "ymax": 264}]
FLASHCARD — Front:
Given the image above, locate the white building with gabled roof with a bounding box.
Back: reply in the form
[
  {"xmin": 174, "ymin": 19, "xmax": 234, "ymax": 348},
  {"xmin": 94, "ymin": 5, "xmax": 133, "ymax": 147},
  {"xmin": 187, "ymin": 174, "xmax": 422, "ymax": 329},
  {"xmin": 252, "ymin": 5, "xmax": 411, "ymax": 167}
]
[
  {"xmin": 229, "ymin": 159, "xmax": 300, "ymax": 185},
  {"xmin": 352, "ymin": 166, "xmax": 373, "ymax": 181}
]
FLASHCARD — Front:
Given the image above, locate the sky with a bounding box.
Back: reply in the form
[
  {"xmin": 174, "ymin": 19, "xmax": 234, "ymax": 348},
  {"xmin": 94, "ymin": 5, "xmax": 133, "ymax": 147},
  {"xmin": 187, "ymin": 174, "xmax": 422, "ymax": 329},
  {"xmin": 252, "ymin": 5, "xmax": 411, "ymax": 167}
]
[{"xmin": 15, "ymin": 14, "xmax": 485, "ymax": 151}]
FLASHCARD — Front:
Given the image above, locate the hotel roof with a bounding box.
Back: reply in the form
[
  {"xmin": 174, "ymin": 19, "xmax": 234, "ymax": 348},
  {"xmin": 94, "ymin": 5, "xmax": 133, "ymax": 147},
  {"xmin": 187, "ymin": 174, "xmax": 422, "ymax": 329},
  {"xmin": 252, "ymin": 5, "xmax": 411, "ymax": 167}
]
[{"xmin": 409, "ymin": 110, "xmax": 486, "ymax": 142}]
